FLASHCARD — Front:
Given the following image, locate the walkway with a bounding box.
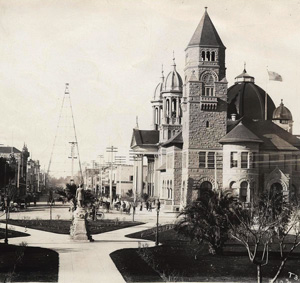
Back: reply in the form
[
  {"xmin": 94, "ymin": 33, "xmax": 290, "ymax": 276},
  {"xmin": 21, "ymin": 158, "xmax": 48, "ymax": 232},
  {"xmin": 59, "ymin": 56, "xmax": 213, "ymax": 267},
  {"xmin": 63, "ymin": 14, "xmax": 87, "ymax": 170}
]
[{"xmin": 6, "ymin": 221, "xmax": 166, "ymax": 283}]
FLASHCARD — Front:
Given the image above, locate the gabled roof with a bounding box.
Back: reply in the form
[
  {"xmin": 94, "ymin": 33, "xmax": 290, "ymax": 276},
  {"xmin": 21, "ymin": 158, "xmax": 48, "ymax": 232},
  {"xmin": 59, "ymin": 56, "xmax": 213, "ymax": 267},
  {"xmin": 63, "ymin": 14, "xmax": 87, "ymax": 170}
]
[
  {"xmin": 187, "ymin": 9, "xmax": 225, "ymax": 49},
  {"xmin": 220, "ymin": 121, "xmax": 263, "ymax": 144},
  {"xmin": 243, "ymin": 119, "xmax": 300, "ymax": 151},
  {"xmin": 223, "ymin": 118, "xmax": 300, "ymax": 151},
  {"xmin": 130, "ymin": 129, "xmax": 159, "ymax": 148},
  {"xmin": 0, "ymin": 147, "xmax": 21, "ymax": 154},
  {"xmin": 162, "ymin": 131, "xmax": 183, "ymax": 147}
]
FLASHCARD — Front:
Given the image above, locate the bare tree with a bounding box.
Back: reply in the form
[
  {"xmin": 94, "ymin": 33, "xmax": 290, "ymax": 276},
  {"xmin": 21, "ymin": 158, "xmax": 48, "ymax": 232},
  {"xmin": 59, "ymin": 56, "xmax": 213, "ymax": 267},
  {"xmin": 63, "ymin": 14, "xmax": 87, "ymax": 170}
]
[{"xmin": 228, "ymin": 190, "xmax": 300, "ymax": 283}]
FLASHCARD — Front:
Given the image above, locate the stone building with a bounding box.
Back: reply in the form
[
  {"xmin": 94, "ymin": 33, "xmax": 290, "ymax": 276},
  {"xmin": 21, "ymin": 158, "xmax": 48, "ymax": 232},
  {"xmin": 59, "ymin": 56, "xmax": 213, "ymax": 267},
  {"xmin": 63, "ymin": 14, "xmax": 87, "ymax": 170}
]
[
  {"xmin": 27, "ymin": 159, "xmax": 45, "ymax": 193},
  {"xmin": 0, "ymin": 144, "xmax": 30, "ymax": 197},
  {"xmin": 130, "ymin": 8, "xmax": 300, "ymax": 211}
]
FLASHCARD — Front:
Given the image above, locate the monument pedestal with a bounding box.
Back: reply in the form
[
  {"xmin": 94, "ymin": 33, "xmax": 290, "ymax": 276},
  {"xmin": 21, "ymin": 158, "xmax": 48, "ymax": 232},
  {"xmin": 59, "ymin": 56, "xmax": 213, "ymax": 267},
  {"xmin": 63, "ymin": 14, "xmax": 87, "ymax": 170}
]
[{"xmin": 70, "ymin": 207, "xmax": 90, "ymax": 242}]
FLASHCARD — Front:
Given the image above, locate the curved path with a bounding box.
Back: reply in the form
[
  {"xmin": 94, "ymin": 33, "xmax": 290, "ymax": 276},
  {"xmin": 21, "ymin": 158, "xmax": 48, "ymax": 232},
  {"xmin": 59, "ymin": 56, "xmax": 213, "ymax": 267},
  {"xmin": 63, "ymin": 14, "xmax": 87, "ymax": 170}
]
[{"xmin": 7, "ymin": 222, "xmax": 158, "ymax": 283}]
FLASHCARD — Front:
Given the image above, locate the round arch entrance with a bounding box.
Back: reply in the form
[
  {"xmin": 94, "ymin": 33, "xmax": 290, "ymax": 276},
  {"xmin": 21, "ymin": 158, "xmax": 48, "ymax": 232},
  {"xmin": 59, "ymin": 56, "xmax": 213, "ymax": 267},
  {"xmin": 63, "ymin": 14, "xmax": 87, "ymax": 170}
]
[
  {"xmin": 196, "ymin": 181, "xmax": 212, "ymax": 200},
  {"xmin": 270, "ymin": 182, "xmax": 283, "ymax": 194}
]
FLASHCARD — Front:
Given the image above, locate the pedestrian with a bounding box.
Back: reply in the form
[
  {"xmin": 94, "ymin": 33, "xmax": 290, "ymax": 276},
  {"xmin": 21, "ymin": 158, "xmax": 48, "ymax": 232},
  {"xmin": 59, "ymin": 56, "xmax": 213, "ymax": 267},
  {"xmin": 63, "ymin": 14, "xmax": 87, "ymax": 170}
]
[
  {"xmin": 140, "ymin": 202, "xmax": 143, "ymax": 211},
  {"xmin": 156, "ymin": 199, "xmax": 161, "ymax": 211},
  {"xmin": 149, "ymin": 202, "xmax": 152, "ymax": 212},
  {"xmin": 122, "ymin": 201, "xmax": 126, "ymax": 211},
  {"xmin": 146, "ymin": 201, "xmax": 149, "ymax": 211}
]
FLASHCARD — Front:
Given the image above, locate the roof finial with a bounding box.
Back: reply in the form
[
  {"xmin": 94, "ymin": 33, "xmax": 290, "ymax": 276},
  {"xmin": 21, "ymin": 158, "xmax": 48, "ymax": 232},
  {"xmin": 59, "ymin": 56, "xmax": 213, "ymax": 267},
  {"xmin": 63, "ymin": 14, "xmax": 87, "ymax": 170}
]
[
  {"xmin": 244, "ymin": 62, "xmax": 246, "ymax": 72},
  {"xmin": 172, "ymin": 51, "xmax": 176, "ymax": 69},
  {"xmin": 161, "ymin": 64, "xmax": 164, "ymax": 80},
  {"xmin": 135, "ymin": 116, "xmax": 139, "ymax": 129},
  {"xmin": 205, "ymin": 7, "xmax": 208, "ymax": 12},
  {"xmin": 281, "ymin": 99, "xmax": 283, "ymax": 104}
]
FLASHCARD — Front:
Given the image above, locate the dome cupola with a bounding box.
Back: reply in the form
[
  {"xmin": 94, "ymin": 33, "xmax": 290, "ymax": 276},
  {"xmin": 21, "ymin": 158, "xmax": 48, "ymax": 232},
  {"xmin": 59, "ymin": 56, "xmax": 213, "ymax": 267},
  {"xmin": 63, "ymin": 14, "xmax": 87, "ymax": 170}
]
[
  {"xmin": 272, "ymin": 99, "xmax": 293, "ymax": 121},
  {"xmin": 272, "ymin": 99, "xmax": 293, "ymax": 134},
  {"xmin": 163, "ymin": 58, "xmax": 183, "ymax": 93},
  {"xmin": 235, "ymin": 68, "xmax": 255, "ymax": 83},
  {"xmin": 227, "ymin": 68, "xmax": 276, "ymax": 120},
  {"xmin": 153, "ymin": 69, "xmax": 164, "ymax": 101}
]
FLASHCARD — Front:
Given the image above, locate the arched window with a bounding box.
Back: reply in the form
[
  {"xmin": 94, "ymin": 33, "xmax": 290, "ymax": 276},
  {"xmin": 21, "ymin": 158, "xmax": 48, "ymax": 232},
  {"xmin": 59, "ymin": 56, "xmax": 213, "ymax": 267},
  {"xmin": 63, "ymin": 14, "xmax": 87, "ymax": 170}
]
[
  {"xmin": 206, "ymin": 121, "xmax": 209, "ymax": 128},
  {"xmin": 172, "ymin": 100, "xmax": 177, "ymax": 117},
  {"xmin": 206, "ymin": 51, "xmax": 211, "ymax": 61},
  {"xmin": 201, "ymin": 51, "xmax": 205, "ymax": 61},
  {"xmin": 240, "ymin": 181, "xmax": 248, "ymax": 202},
  {"xmin": 167, "ymin": 180, "xmax": 169, "ymax": 198},
  {"xmin": 211, "ymin": 51, "xmax": 215, "ymax": 61},
  {"xmin": 155, "ymin": 108, "xmax": 158, "ymax": 124},
  {"xmin": 166, "ymin": 99, "xmax": 170, "ymax": 117},
  {"xmin": 270, "ymin": 182, "xmax": 283, "ymax": 199},
  {"xmin": 230, "ymin": 181, "xmax": 238, "ymax": 197},
  {"xmin": 197, "ymin": 181, "xmax": 213, "ymax": 200}
]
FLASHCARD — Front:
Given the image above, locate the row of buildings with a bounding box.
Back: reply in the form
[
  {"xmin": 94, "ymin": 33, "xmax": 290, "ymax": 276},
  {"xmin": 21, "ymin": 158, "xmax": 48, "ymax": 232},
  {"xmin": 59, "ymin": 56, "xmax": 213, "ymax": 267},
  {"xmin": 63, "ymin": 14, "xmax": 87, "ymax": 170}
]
[
  {"xmin": 130, "ymin": 8, "xmax": 300, "ymax": 211},
  {"xmin": 0, "ymin": 144, "xmax": 45, "ymax": 199},
  {"xmin": 84, "ymin": 163, "xmax": 147, "ymax": 199}
]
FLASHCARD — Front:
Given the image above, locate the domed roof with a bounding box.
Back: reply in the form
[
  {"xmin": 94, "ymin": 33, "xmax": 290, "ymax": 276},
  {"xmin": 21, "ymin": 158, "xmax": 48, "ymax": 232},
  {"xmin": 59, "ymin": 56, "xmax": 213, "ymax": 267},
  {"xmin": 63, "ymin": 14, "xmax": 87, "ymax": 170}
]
[
  {"xmin": 153, "ymin": 71, "xmax": 164, "ymax": 101},
  {"xmin": 273, "ymin": 100, "xmax": 293, "ymax": 120},
  {"xmin": 153, "ymin": 82, "xmax": 163, "ymax": 101},
  {"xmin": 163, "ymin": 61, "xmax": 183, "ymax": 93},
  {"xmin": 227, "ymin": 69, "xmax": 276, "ymax": 120}
]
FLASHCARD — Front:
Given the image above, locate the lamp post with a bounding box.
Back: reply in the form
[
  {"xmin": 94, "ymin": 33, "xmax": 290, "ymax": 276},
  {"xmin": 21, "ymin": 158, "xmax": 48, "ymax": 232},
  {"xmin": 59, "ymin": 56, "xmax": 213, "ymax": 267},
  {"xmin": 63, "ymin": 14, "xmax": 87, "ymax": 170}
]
[
  {"xmin": 155, "ymin": 199, "xmax": 161, "ymax": 246},
  {"xmin": 4, "ymin": 194, "xmax": 8, "ymax": 244}
]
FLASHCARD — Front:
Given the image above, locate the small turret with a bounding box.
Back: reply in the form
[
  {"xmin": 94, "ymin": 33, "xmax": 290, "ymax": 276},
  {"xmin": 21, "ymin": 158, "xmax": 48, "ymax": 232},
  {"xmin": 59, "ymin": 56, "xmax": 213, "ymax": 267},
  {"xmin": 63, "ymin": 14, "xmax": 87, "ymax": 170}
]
[{"xmin": 272, "ymin": 99, "xmax": 293, "ymax": 133}]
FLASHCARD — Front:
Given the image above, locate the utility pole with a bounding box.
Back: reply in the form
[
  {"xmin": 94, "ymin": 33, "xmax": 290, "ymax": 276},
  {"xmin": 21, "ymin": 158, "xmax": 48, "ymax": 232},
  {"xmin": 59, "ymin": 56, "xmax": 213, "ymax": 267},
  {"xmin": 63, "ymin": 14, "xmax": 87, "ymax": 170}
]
[
  {"xmin": 98, "ymin": 155, "xmax": 104, "ymax": 197},
  {"xmin": 155, "ymin": 206, "xmax": 160, "ymax": 246},
  {"xmin": 106, "ymin": 146, "xmax": 118, "ymax": 204},
  {"xmin": 129, "ymin": 150, "xmax": 140, "ymax": 203},
  {"xmin": 4, "ymin": 161, "xmax": 8, "ymax": 244},
  {"xmin": 115, "ymin": 156, "xmax": 126, "ymax": 197},
  {"xmin": 68, "ymin": 142, "xmax": 77, "ymax": 180}
]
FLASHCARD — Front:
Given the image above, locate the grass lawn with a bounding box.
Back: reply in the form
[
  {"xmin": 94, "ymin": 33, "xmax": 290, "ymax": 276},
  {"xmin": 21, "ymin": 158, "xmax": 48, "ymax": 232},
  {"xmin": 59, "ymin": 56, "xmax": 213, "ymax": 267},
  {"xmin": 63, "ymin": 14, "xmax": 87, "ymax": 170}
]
[
  {"xmin": 114, "ymin": 225, "xmax": 300, "ymax": 282},
  {"xmin": 0, "ymin": 243, "xmax": 58, "ymax": 282},
  {"xmin": 1, "ymin": 219, "xmax": 144, "ymax": 235},
  {"xmin": 0, "ymin": 227, "xmax": 29, "ymax": 240},
  {"xmin": 110, "ymin": 249, "xmax": 163, "ymax": 282}
]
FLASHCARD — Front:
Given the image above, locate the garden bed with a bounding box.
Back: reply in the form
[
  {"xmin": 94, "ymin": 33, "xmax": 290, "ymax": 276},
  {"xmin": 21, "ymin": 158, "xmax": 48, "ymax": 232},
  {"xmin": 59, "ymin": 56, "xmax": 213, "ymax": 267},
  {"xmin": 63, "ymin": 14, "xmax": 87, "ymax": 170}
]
[
  {"xmin": 1, "ymin": 219, "xmax": 144, "ymax": 235},
  {"xmin": 0, "ymin": 227, "xmax": 29, "ymax": 240},
  {"xmin": 0, "ymin": 243, "xmax": 58, "ymax": 282},
  {"xmin": 110, "ymin": 248, "xmax": 163, "ymax": 282},
  {"xmin": 116, "ymin": 225, "xmax": 300, "ymax": 282}
]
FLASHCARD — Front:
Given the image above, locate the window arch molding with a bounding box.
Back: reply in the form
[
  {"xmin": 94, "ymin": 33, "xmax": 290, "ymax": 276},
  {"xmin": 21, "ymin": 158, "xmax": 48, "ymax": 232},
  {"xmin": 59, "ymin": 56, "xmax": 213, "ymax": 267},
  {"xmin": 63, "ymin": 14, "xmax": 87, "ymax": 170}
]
[{"xmin": 200, "ymin": 70, "xmax": 218, "ymax": 84}]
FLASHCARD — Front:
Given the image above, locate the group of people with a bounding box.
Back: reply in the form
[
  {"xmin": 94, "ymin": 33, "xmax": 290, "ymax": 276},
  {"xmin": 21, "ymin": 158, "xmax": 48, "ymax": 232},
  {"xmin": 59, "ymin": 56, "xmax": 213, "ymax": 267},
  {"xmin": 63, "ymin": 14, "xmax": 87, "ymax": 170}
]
[{"xmin": 0, "ymin": 193, "xmax": 37, "ymax": 212}]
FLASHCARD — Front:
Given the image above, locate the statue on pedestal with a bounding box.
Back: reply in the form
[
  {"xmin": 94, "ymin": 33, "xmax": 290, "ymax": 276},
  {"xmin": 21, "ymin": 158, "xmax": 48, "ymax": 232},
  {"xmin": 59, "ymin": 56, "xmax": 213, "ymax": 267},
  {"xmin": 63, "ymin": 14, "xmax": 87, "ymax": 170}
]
[
  {"xmin": 76, "ymin": 184, "xmax": 84, "ymax": 208},
  {"xmin": 69, "ymin": 182, "xmax": 93, "ymax": 242}
]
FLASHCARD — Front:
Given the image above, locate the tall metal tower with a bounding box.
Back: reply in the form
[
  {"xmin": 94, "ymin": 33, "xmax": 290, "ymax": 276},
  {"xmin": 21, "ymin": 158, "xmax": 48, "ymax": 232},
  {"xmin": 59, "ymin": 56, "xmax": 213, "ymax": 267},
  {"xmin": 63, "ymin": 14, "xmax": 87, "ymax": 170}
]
[{"xmin": 47, "ymin": 83, "xmax": 83, "ymax": 184}]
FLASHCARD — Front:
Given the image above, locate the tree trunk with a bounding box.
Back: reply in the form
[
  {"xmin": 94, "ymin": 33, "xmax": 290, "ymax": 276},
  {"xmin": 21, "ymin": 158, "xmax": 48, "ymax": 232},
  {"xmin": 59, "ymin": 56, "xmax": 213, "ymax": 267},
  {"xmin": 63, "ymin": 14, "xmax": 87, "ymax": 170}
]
[
  {"xmin": 270, "ymin": 258, "xmax": 287, "ymax": 283},
  {"xmin": 257, "ymin": 264, "xmax": 262, "ymax": 283}
]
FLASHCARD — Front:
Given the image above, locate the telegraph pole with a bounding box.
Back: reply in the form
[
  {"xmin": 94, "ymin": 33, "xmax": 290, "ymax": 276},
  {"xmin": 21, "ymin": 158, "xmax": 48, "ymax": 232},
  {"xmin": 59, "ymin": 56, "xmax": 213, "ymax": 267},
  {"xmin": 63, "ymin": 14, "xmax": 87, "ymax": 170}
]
[
  {"xmin": 106, "ymin": 146, "xmax": 118, "ymax": 204},
  {"xmin": 68, "ymin": 142, "xmax": 77, "ymax": 180},
  {"xmin": 115, "ymin": 156, "xmax": 126, "ymax": 197},
  {"xmin": 98, "ymin": 155, "xmax": 104, "ymax": 197}
]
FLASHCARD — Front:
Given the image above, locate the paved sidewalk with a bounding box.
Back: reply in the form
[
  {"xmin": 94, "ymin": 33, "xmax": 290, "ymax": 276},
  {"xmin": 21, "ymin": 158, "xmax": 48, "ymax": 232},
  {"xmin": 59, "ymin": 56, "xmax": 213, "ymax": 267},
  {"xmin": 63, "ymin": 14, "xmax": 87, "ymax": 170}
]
[{"xmin": 6, "ymin": 221, "xmax": 159, "ymax": 283}]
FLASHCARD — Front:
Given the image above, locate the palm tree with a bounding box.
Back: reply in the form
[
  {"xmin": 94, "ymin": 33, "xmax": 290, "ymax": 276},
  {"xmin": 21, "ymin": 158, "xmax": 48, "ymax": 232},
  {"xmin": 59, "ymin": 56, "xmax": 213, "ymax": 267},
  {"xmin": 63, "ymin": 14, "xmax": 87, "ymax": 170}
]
[{"xmin": 175, "ymin": 187, "xmax": 238, "ymax": 255}]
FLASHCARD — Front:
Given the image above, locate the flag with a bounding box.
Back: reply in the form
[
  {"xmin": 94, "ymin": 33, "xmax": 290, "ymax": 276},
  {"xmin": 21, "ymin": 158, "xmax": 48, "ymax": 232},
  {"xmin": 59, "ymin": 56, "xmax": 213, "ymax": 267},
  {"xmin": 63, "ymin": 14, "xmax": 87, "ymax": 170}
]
[{"xmin": 268, "ymin": 71, "xmax": 283, "ymax": 82}]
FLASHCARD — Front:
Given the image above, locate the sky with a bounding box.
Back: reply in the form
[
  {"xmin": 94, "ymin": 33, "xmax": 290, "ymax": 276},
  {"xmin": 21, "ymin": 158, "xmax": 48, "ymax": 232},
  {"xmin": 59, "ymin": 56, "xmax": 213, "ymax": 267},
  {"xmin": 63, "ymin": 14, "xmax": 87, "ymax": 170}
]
[{"xmin": 0, "ymin": 0, "xmax": 300, "ymax": 177}]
